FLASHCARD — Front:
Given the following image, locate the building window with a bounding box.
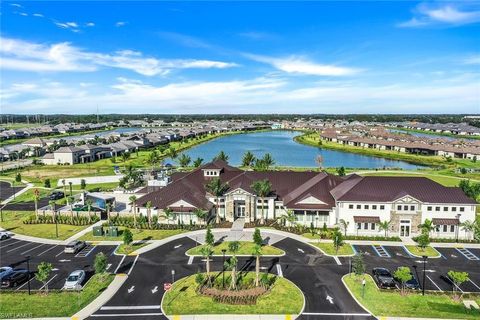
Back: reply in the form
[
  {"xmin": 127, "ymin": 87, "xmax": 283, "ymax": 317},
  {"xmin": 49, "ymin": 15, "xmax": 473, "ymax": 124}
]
[
  {"xmin": 435, "ymin": 207, "xmax": 440, "ymax": 211},
  {"xmin": 450, "ymin": 225, "xmax": 455, "ymax": 232},
  {"xmin": 452, "ymin": 207, "xmax": 457, "ymax": 212},
  {"xmin": 410, "ymin": 205, "xmax": 415, "ymax": 211},
  {"xmin": 397, "ymin": 205, "xmax": 402, "ymax": 210},
  {"xmin": 364, "ymin": 222, "xmax": 368, "ymax": 229},
  {"xmin": 427, "ymin": 206, "xmax": 432, "ymax": 211},
  {"xmin": 372, "ymin": 205, "xmax": 377, "ymax": 210},
  {"xmin": 443, "ymin": 207, "xmax": 448, "ymax": 211},
  {"xmin": 349, "ymin": 204, "xmax": 354, "ymax": 209},
  {"xmin": 357, "ymin": 223, "xmax": 361, "ymax": 230},
  {"xmin": 380, "ymin": 205, "xmax": 385, "ymax": 210},
  {"xmin": 356, "ymin": 205, "xmax": 361, "ymax": 209},
  {"xmin": 371, "ymin": 223, "xmax": 375, "ymax": 230},
  {"xmin": 460, "ymin": 207, "xmax": 465, "ymax": 212},
  {"xmin": 364, "ymin": 205, "xmax": 369, "ymax": 209},
  {"xmin": 443, "ymin": 225, "xmax": 447, "ymax": 232},
  {"xmin": 403, "ymin": 205, "xmax": 408, "ymax": 211}
]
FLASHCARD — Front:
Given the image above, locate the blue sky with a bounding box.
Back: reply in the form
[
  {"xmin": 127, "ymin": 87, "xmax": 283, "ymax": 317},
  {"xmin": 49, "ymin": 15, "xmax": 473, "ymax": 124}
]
[{"xmin": 1, "ymin": 1, "xmax": 479, "ymax": 114}]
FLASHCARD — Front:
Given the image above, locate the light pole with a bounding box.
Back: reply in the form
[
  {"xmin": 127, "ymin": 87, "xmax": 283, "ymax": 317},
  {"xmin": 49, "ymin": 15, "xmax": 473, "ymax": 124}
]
[
  {"xmin": 221, "ymin": 249, "xmax": 226, "ymax": 289},
  {"xmin": 361, "ymin": 278, "xmax": 366, "ymax": 298},
  {"xmin": 455, "ymin": 214, "xmax": 461, "ymax": 243},
  {"xmin": 422, "ymin": 255, "xmax": 427, "ymax": 296},
  {"xmin": 171, "ymin": 269, "xmax": 175, "ymax": 283},
  {"xmin": 25, "ymin": 255, "xmax": 31, "ymax": 295}
]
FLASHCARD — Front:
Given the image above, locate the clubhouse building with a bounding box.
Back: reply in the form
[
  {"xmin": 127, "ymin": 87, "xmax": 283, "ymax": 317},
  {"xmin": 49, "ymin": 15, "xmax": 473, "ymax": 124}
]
[{"xmin": 136, "ymin": 160, "xmax": 477, "ymax": 239}]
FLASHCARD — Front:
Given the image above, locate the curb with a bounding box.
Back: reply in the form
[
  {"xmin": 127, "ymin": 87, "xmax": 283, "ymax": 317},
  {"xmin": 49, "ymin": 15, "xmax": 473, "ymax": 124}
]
[
  {"xmin": 341, "ymin": 274, "xmax": 375, "ymax": 317},
  {"xmin": 402, "ymin": 245, "xmax": 442, "ymax": 259}
]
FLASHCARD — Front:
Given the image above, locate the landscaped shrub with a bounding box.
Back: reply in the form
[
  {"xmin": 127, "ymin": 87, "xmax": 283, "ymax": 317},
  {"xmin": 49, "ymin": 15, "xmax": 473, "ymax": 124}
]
[
  {"xmin": 23, "ymin": 214, "xmax": 99, "ymax": 226},
  {"xmin": 103, "ymin": 215, "xmax": 204, "ymax": 231},
  {"xmin": 412, "ymin": 236, "xmax": 479, "ymax": 244}
]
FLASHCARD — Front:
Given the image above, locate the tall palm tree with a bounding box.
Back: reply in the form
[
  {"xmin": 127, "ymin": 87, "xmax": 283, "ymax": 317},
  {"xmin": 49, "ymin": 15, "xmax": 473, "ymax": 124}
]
[
  {"xmin": 227, "ymin": 241, "xmax": 240, "ymax": 290},
  {"xmin": 33, "ymin": 191, "xmax": 39, "ymax": 220},
  {"xmin": 49, "ymin": 200, "xmax": 56, "ymax": 221},
  {"xmin": 241, "ymin": 151, "xmax": 256, "ymax": 168},
  {"xmin": 68, "ymin": 196, "xmax": 75, "ymax": 222},
  {"xmin": 162, "ymin": 207, "xmax": 175, "ymax": 225},
  {"xmin": 461, "ymin": 220, "xmax": 476, "ymax": 240},
  {"xmin": 378, "ymin": 220, "xmax": 391, "ymax": 237},
  {"xmin": 194, "ymin": 208, "xmax": 208, "ymax": 225},
  {"xmin": 178, "ymin": 153, "xmax": 191, "ymax": 167},
  {"xmin": 146, "ymin": 201, "xmax": 153, "ymax": 228},
  {"xmin": 121, "ymin": 152, "xmax": 130, "ymax": 169},
  {"xmin": 146, "ymin": 150, "xmax": 159, "ymax": 171},
  {"xmin": 419, "ymin": 219, "xmax": 435, "ymax": 235},
  {"xmin": 85, "ymin": 199, "xmax": 93, "ymax": 223},
  {"xmin": 166, "ymin": 147, "xmax": 178, "ymax": 160},
  {"xmin": 261, "ymin": 153, "xmax": 275, "ymax": 170},
  {"xmin": 129, "ymin": 195, "xmax": 137, "ymax": 228},
  {"xmin": 213, "ymin": 150, "xmax": 229, "ymax": 162},
  {"xmin": 339, "ymin": 219, "xmax": 349, "ymax": 237},
  {"xmin": 205, "ymin": 177, "xmax": 229, "ymax": 224},
  {"xmin": 253, "ymin": 244, "xmax": 262, "ymax": 287},
  {"xmin": 193, "ymin": 157, "xmax": 204, "ymax": 167},
  {"xmin": 200, "ymin": 245, "xmax": 213, "ymax": 286},
  {"xmin": 251, "ymin": 179, "xmax": 272, "ymax": 224}
]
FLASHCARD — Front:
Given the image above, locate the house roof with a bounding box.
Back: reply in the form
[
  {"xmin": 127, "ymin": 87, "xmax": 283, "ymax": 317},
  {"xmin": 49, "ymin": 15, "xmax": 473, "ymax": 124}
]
[{"xmin": 55, "ymin": 146, "xmax": 83, "ymax": 153}]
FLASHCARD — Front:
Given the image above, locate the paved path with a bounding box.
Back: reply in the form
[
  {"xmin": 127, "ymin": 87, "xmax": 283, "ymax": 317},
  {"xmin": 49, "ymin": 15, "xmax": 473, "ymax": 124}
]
[
  {"xmin": 0, "ymin": 180, "xmax": 33, "ymax": 205},
  {"xmin": 56, "ymin": 176, "xmax": 123, "ymax": 187}
]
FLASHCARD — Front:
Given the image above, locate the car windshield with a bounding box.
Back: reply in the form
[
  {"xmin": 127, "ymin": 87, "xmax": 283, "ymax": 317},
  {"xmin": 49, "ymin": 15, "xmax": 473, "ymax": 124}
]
[
  {"xmin": 377, "ymin": 270, "xmax": 391, "ymax": 276},
  {"xmin": 0, "ymin": 268, "xmax": 7, "ymax": 272},
  {"xmin": 67, "ymin": 275, "xmax": 79, "ymax": 281}
]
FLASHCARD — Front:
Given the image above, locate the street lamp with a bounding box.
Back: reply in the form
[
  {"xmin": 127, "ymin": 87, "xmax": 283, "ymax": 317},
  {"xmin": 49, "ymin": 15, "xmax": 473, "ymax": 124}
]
[
  {"xmin": 25, "ymin": 255, "xmax": 31, "ymax": 295},
  {"xmin": 171, "ymin": 269, "xmax": 175, "ymax": 283},
  {"xmin": 361, "ymin": 278, "xmax": 366, "ymax": 298},
  {"xmin": 221, "ymin": 249, "xmax": 227, "ymax": 289},
  {"xmin": 422, "ymin": 255, "xmax": 428, "ymax": 296},
  {"xmin": 455, "ymin": 214, "xmax": 461, "ymax": 243}
]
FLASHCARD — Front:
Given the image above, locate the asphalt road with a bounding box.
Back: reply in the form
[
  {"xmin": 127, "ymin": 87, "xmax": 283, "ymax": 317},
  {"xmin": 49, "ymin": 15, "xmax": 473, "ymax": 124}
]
[
  {"xmin": 0, "ymin": 181, "xmax": 24, "ymax": 202},
  {"xmin": 0, "ymin": 238, "xmax": 122, "ymax": 291}
]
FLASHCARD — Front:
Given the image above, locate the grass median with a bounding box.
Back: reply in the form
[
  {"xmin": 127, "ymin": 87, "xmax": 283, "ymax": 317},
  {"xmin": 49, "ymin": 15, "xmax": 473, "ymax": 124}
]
[
  {"xmin": 162, "ymin": 272, "xmax": 303, "ymax": 315},
  {"xmin": 405, "ymin": 245, "xmax": 441, "ymax": 257},
  {"xmin": 0, "ymin": 274, "xmax": 114, "ymax": 318},
  {"xmin": 0, "ymin": 211, "xmax": 89, "ymax": 240},
  {"xmin": 115, "ymin": 242, "xmax": 147, "ymax": 255},
  {"xmin": 344, "ymin": 274, "xmax": 480, "ymax": 319},
  {"xmin": 80, "ymin": 226, "xmax": 187, "ymax": 241},
  {"xmin": 186, "ymin": 241, "xmax": 285, "ymax": 256},
  {"xmin": 311, "ymin": 242, "xmax": 354, "ymax": 256}
]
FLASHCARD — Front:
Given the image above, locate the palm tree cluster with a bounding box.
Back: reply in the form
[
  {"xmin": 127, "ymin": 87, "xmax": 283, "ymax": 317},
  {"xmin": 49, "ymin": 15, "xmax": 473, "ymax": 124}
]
[
  {"xmin": 205, "ymin": 177, "xmax": 229, "ymax": 224},
  {"xmin": 250, "ymin": 179, "xmax": 272, "ymax": 224},
  {"xmin": 119, "ymin": 165, "xmax": 144, "ymax": 190}
]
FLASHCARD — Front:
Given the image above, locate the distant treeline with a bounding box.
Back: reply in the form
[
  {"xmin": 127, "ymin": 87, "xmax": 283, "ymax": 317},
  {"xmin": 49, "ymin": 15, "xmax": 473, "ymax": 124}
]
[{"xmin": 1, "ymin": 113, "xmax": 479, "ymax": 127}]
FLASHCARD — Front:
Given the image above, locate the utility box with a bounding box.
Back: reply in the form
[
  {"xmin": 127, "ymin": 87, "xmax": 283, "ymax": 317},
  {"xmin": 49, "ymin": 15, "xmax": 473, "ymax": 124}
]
[
  {"xmin": 108, "ymin": 226, "xmax": 118, "ymax": 237},
  {"xmin": 92, "ymin": 226, "xmax": 103, "ymax": 237}
]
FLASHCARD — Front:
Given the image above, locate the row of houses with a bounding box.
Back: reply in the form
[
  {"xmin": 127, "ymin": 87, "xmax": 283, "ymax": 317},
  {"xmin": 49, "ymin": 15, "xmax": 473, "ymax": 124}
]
[
  {"xmin": 393, "ymin": 122, "xmax": 480, "ymax": 136},
  {"xmin": 320, "ymin": 128, "xmax": 480, "ymax": 160}
]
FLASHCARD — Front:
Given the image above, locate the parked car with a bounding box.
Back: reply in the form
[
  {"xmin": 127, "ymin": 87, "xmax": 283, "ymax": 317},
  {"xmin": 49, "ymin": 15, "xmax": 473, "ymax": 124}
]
[
  {"xmin": 0, "ymin": 231, "xmax": 10, "ymax": 240},
  {"xmin": 394, "ymin": 270, "xmax": 420, "ymax": 290},
  {"xmin": 0, "ymin": 267, "xmax": 13, "ymax": 280},
  {"xmin": 49, "ymin": 191, "xmax": 64, "ymax": 200},
  {"xmin": 64, "ymin": 240, "xmax": 86, "ymax": 254},
  {"xmin": 1, "ymin": 269, "xmax": 30, "ymax": 288},
  {"xmin": 372, "ymin": 267, "xmax": 396, "ymax": 289},
  {"xmin": 63, "ymin": 270, "xmax": 86, "ymax": 290}
]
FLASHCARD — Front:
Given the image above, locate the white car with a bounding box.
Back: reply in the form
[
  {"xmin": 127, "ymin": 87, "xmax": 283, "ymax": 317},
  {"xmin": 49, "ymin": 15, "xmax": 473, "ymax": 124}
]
[
  {"xmin": 64, "ymin": 270, "xmax": 85, "ymax": 290},
  {"xmin": 64, "ymin": 240, "xmax": 86, "ymax": 254},
  {"xmin": 0, "ymin": 267, "xmax": 13, "ymax": 280},
  {"xmin": 0, "ymin": 231, "xmax": 10, "ymax": 240}
]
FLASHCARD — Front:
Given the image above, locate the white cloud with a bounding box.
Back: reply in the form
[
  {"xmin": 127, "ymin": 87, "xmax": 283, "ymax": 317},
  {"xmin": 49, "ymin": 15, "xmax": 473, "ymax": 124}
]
[
  {"xmin": 463, "ymin": 55, "xmax": 480, "ymax": 65},
  {"xmin": 115, "ymin": 21, "xmax": 127, "ymax": 27},
  {"xmin": 399, "ymin": 3, "xmax": 480, "ymax": 27},
  {"xmin": 33, "ymin": 13, "xmax": 44, "ymax": 18},
  {"xmin": 86, "ymin": 22, "xmax": 95, "ymax": 27},
  {"xmin": 246, "ymin": 54, "xmax": 360, "ymax": 76},
  {"xmin": 0, "ymin": 37, "xmax": 238, "ymax": 76},
  {"xmin": 18, "ymin": 12, "xmax": 28, "ymax": 17},
  {"xmin": 10, "ymin": 3, "xmax": 22, "ymax": 8}
]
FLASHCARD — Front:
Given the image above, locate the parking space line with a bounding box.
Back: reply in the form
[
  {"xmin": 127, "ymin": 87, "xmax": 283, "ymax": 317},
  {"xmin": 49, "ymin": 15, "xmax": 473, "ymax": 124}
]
[
  {"xmin": 0, "ymin": 240, "xmax": 23, "ymax": 249},
  {"xmin": 38, "ymin": 274, "xmax": 58, "ymax": 290},
  {"xmin": 21, "ymin": 243, "xmax": 45, "ymax": 255},
  {"xmin": 351, "ymin": 245, "xmax": 358, "ymax": 255},
  {"xmin": 127, "ymin": 255, "xmax": 139, "ymax": 275},
  {"xmin": 15, "ymin": 277, "xmax": 35, "ymax": 291},
  {"xmin": 6, "ymin": 242, "xmax": 33, "ymax": 253},
  {"xmin": 75, "ymin": 245, "xmax": 96, "ymax": 258},
  {"xmin": 0, "ymin": 238, "xmax": 15, "ymax": 244},
  {"xmin": 55, "ymin": 249, "xmax": 65, "ymax": 257},
  {"xmin": 91, "ymin": 313, "xmax": 163, "ymax": 317},
  {"xmin": 426, "ymin": 275, "xmax": 443, "ymax": 292},
  {"xmin": 302, "ymin": 313, "xmax": 371, "ymax": 317},
  {"xmin": 372, "ymin": 245, "xmax": 390, "ymax": 258},
  {"xmin": 276, "ymin": 264, "xmax": 283, "ymax": 277},
  {"xmin": 188, "ymin": 256, "xmax": 194, "ymax": 264},
  {"xmin": 469, "ymin": 279, "xmax": 480, "ymax": 291},
  {"xmin": 333, "ymin": 256, "xmax": 342, "ymax": 265},
  {"xmin": 114, "ymin": 255, "xmax": 126, "ymax": 274},
  {"xmin": 38, "ymin": 245, "xmax": 58, "ymax": 256},
  {"xmin": 456, "ymin": 248, "xmax": 480, "ymax": 261}
]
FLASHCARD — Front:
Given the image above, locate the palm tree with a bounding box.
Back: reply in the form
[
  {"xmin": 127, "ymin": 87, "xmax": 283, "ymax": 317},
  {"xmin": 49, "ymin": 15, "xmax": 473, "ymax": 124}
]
[
  {"xmin": 227, "ymin": 241, "xmax": 240, "ymax": 290},
  {"xmin": 146, "ymin": 150, "xmax": 159, "ymax": 170},
  {"xmin": 33, "ymin": 191, "xmax": 39, "ymax": 220},
  {"xmin": 49, "ymin": 200, "xmax": 56, "ymax": 222},
  {"xmin": 85, "ymin": 199, "xmax": 93, "ymax": 223},
  {"xmin": 129, "ymin": 195, "xmax": 137, "ymax": 228},
  {"xmin": 166, "ymin": 147, "xmax": 178, "ymax": 159},
  {"xmin": 200, "ymin": 245, "xmax": 213, "ymax": 286},
  {"xmin": 461, "ymin": 220, "xmax": 476, "ymax": 240},
  {"xmin": 121, "ymin": 152, "xmax": 130, "ymax": 168},
  {"xmin": 62, "ymin": 179, "xmax": 67, "ymax": 201},
  {"xmin": 194, "ymin": 208, "xmax": 208, "ymax": 225},
  {"xmin": 68, "ymin": 196, "xmax": 75, "ymax": 222},
  {"xmin": 250, "ymin": 179, "xmax": 272, "ymax": 224},
  {"xmin": 68, "ymin": 181, "xmax": 73, "ymax": 196},
  {"xmin": 162, "ymin": 207, "xmax": 175, "ymax": 225},
  {"xmin": 378, "ymin": 220, "xmax": 391, "ymax": 237},
  {"xmin": 253, "ymin": 244, "xmax": 262, "ymax": 287},
  {"xmin": 241, "ymin": 151, "xmax": 256, "ymax": 168},
  {"xmin": 419, "ymin": 219, "xmax": 435, "ymax": 235},
  {"xmin": 339, "ymin": 219, "xmax": 349, "ymax": 237},
  {"xmin": 146, "ymin": 201, "xmax": 153, "ymax": 228},
  {"xmin": 177, "ymin": 153, "xmax": 191, "ymax": 167},
  {"xmin": 193, "ymin": 157, "xmax": 204, "ymax": 167},
  {"xmin": 205, "ymin": 177, "xmax": 229, "ymax": 224},
  {"xmin": 261, "ymin": 153, "xmax": 275, "ymax": 169},
  {"xmin": 213, "ymin": 150, "xmax": 229, "ymax": 162}
]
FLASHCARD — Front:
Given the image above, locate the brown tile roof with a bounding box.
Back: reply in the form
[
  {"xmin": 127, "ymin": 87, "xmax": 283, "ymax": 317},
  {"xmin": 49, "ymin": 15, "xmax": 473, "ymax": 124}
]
[
  {"xmin": 354, "ymin": 216, "xmax": 380, "ymax": 223},
  {"xmin": 432, "ymin": 218, "xmax": 459, "ymax": 225}
]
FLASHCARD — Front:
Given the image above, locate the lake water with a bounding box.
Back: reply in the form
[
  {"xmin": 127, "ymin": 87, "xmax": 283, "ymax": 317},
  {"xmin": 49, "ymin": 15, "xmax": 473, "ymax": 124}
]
[{"xmin": 168, "ymin": 130, "xmax": 422, "ymax": 169}]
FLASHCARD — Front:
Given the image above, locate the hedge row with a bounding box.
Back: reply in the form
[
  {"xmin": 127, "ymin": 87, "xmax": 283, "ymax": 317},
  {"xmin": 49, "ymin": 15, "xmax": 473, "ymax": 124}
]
[{"xmin": 23, "ymin": 214, "xmax": 100, "ymax": 226}]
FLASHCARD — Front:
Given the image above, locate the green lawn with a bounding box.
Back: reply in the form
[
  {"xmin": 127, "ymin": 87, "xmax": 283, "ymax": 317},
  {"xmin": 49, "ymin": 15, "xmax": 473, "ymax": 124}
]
[
  {"xmin": 0, "ymin": 211, "xmax": 89, "ymax": 240},
  {"xmin": 186, "ymin": 241, "xmax": 285, "ymax": 256},
  {"xmin": 344, "ymin": 274, "xmax": 480, "ymax": 319},
  {"xmin": 311, "ymin": 242, "xmax": 354, "ymax": 256},
  {"xmin": 405, "ymin": 245, "xmax": 441, "ymax": 258},
  {"xmin": 0, "ymin": 274, "xmax": 114, "ymax": 318},
  {"xmin": 162, "ymin": 272, "xmax": 303, "ymax": 315},
  {"xmin": 116, "ymin": 242, "xmax": 147, "ymax": 255},
  {"xmin": 80, "ymin": 226, "xmax": 187, "ymax": 241}
]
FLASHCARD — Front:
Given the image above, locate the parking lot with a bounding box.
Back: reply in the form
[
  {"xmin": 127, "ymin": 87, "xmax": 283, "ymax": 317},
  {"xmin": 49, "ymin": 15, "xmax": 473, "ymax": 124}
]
[
  {"xmin": 0, "ymin": 238, "xmax": 123, "ymax": 291},
  {"xmin": 345, "ymin": 244, "xmax": 480, "ymax": 294}
]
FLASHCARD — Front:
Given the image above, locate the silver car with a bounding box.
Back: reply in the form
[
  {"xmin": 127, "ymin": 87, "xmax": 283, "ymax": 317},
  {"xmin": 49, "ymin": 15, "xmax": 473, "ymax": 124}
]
[
  {"xmin": 0, "ymin": 267, "xmax": 13, "ymax": 280},
  {"xmin": 64, "ymin": 270, "xmax": 85, "ymax": 290},
  {"xmin": 0, "ymin": 231, "xmax": 10, "ymax": 240},
  {"xmin": 64, "ymin": 240, "xmax": 86, "ymax": 254}
]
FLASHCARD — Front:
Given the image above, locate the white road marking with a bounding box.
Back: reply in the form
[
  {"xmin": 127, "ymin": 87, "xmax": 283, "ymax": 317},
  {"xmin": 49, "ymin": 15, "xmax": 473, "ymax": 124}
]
[
  {"xmin": 127, "ymin": 285, "xmax": 135, "ymax": 293},
  {"xmin": 55, "ymin": 249, "xmax": 65, "ymax": 257},
  {"xmin": 58, "ymin": 259, "xmax": 71, "ymax": 262},
  {"xmin": 38, "ymin": 274, "xmax": 58, "ymax": 290},
  {"xmin": 21, "ymin": 243, "xmax": 44, "ymax": 255},
  {"xmin": 276, "ymin": 264, "xmax": 283, "ymax": 277},
  {"xmin": 38, "ymin": 245, "xmax": 58, "ymax": 256},
  {"xmin": 91, "ymin": 313, "xmax": 163, "ymax": 317},
  {"xmin": 426, "ymin": 275, "xmax": 443, "ymax": 292},
  {"xmin": 100, "ymin": 305, "xmax": 161, "ymax": 310},
  {"xmin": 6, "ymin": 242, "xmax": 33, "ymax": 253},
  {"xmin": 114, "ymin": 255, "xmax": 126, "ymax": 274},
  {"xmin": 151, "ymin": 286, "xmax": 158, "ymax": 294},
  {"xmin": 127, "ymin": 255, "xmax": 139, "ymax": 275},
  {"xmin": 0, "ymin": 240, "xmax": 22, "ymax": 248},
  {"xmin": 174, "ymin": 244, "xmax": 182, "ymax": 249},
  {"xmin": 333, "ymin": 256, "xmax": 342, "ymax": 265},
  {"xmin": 302, "ymin": 313, "xmax": 371, "ymax": 316},
  {"xmin": 15, "ymin": 277, "xmax": 35, "ymax": 291},
  {"xmin": 0, "ymin": 238, "xmax": 15, "ymax": 244},
  {"xmin": 469, "ymin": 279, "xmax": 480, "ymax": 291},
  {"xmin": 106, "ymin": 263, "xmax": 112, "ymax": 271},
  {"xmin": 326, "ymin": 295, "xmax": 334, "ymax": 304},
  {"xmin": 452, "ymin": 281, "xmax": 464, "ymax": 293},
  {"xmin": 187, "ymin": 256, "xmax": 194, "ymax": 265},
  {"xmin": 297, "ymin": 248, "xmax": 305, "ymax": 253}
]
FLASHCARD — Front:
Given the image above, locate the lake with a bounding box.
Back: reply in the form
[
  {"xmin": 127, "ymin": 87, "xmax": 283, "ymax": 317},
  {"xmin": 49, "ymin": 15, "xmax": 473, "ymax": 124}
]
[{"xmin": 168, "ymin": 130, "xmax": 422, "ymax": 169}]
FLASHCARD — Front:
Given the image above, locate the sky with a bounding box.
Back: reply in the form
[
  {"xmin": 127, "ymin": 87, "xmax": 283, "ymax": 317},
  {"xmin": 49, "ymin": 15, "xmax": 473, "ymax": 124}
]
[{"xmin": 1, "ymin": 0, "xmax": 479, "ymax": 115}]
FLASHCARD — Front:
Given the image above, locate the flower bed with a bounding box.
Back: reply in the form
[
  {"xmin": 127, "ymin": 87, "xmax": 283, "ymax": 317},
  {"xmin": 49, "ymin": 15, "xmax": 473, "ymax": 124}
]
[{"xmin": 199, "ymin": 286, "xmax": 268, "ymax": 305}]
